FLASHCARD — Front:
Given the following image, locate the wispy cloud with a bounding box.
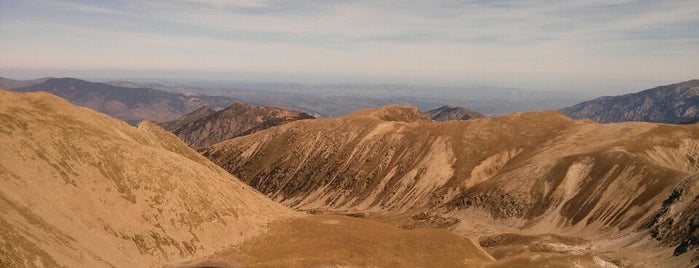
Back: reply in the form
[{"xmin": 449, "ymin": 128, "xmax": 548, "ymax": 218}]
[{"xmin": 1, "ymin": 0, "xmax": 697, "ymax": 89}]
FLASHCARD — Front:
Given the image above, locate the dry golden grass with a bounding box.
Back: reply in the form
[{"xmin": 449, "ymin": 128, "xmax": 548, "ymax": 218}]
[{"xmin": 0, "ymin": 90, "xmax": 294, "ymax": 267}]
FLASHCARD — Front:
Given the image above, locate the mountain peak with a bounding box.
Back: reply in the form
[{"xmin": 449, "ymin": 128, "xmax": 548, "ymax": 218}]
[
  {"xmin": 345, "ymin": 105, "xmax": 430, "ymax": 123},
  {"xmin": 160, "ymin": 102, "xmax": 315, "ymax": 148},
  {"xmin": 425, "ymin": 105, "xmax": 485, "ymax": 121},
  {"xmin": 373, "ymin": 105, "xmax": 428, "ymax": 122}
]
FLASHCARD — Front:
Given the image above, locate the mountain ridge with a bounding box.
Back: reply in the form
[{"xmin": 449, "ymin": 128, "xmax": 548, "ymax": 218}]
[
  {"xmin": 12, "ymin": 77, "xmax": 240, "ymax": 124},
  {"xmin": 0, "ymin": 89, "xmax": 498, "ymax": 268},
  {"xmin": 161, "ymin": 102, "xmax": 315, "ymax": 148},
  {"xmin": 425, "ymin": 105, "xmax": 485, "ymax": 121},
  {"xmin": 202, "ymin": 105, "xmax": 699, "ymax": 266},
  {"xmin": 561, "ymin": 79, "xmax": 699, "ymax": 123}
]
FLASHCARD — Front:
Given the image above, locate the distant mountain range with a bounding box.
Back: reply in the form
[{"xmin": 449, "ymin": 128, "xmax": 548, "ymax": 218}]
[
  {"xmin": 0, "ymin": 76, "xmax": 48, "ymax": 89},
  {"xmin": 105, "ymin": 80, "xmax": 596, "ymax": 117},
  {"xmin": 7, "ymin": 77, "xmax": 239, "ymax": 124},
  {"xmin": 561, "ymin": 80, "xmax": 699, "ymax": 123},
  {"xmin": 424, "ymin": 105, "xmax": 485, "ymax": 121},
  {"xmin": 161, "ymin": 103, "xmax": 314, "ymax": 148}
]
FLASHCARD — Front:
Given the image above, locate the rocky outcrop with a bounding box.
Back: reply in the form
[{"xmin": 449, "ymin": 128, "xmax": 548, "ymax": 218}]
[
  {"xmin": 641, "ymin": 174, "xmax": 699, "ymax": 261},
  {"xmin": 425, "ymin": 105, "xmax": 485, "ymax": 121},
  {"xmin": 561, "ymin": 79, "xmax": 699, "ymax": 123},
  {"xmin": 161, "ymin": 103, "xmax": 314, "ymax": 148}
]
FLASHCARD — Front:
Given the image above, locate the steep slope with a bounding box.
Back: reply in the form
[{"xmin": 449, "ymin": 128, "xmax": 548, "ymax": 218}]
[
  {"xmin": 425, "ymin": 105, "xmax": 485, "ymax": 121},
  {"xmin": 203, "ymin": 105, "xmax": 699, "ymax": 266},
  {"xmin": 0, "ymin": 89, "xmax": 293, "ymax": 267},
  {"xmin": 561, "ymin": 79, "xmax": 699, "ymax": 123},
  {"xmin": 159, "ymin": 106, "xmax": 215, "ymax": 131},
  {"xmin": 162, "ymin": 102, "xmax": 314, "ymax": 148},
  {"xmin": 0, "ymin": 90, "xmax": 497, "ymax": 268},
  {"xmin": 12, "ymin": 77, "xmax": 238, "ymax": 124},
  {"xmin": 641, "ymin": 174, "xmax": 699, "ymax": 261}
]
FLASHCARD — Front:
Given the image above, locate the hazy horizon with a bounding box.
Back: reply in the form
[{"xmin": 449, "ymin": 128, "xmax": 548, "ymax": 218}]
[{"xmin": 1, "ymin": 1, "xmax": 698, "ymax": 93}]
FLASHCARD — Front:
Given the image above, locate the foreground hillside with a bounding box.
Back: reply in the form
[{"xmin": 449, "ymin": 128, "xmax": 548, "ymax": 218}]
[
  {"xmin": 204, "ymin": 105, "xmax": 699, "ymax": 267},
  {"xmin": 161, "ymin": 102, "xmax": 314, "ymax": 148},
  {"xmin": 561, "ymin": 79, "xmax": 699, "ymax": 123},
  {"xmin": 0, "ymin": 89, "xmax": 293, "ymax": 267},
  {"xmin": 0, "ymin": 90, "xmax": 498, "ymax": 267},
  {"xmin": 12, "ymin": 77, "xmax": 238, "ymax": 124}
]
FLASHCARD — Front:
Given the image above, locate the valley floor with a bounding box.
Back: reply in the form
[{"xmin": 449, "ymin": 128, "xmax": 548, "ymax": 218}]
[
  {"xmin": 178, "ymin": 210, "xmax": 690, "ymax": 268},
  {"xmin": 178, "ymin": 213, "xmax": 494, "ymax": 267}
]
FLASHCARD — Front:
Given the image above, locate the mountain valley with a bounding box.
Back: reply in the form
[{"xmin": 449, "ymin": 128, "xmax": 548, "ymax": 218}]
[
  {"xmin": 3, "ymin": 0, "xmax": 698, "ymax": 266},
  {"xmin": 202, "ymin": 104, "xmax": 699, "ymax": 267},
  {"xmin": 1, "ymin": 79, "xmax": 698, "ymax": 267},
  {"xmin": 0, "ymin": 90, "xmax": 497, "ymax": 267}
]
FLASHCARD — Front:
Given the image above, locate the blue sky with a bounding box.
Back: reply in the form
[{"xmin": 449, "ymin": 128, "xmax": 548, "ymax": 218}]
[{"xmin": 0, "ymin": 0, "xmax": 697, "ymax": 91}]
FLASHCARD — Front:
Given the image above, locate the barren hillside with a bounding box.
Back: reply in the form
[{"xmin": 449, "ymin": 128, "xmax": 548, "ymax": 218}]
[
  {"xmin": 161, "ymin": 102, "xmax": 314, "ymax": 148},
  {"xmin": 0, "ymin": 90, "xmax": 496, "ymax": 268},
  {"xmin": 204, "ymin": 104, "xmax": 699, "ymax": 267},
  {"xmin": 0, "ymin": 89, "xmax": 293, "ymax": 267},
  {"xmin": 561, "ymin": 79, "xmax": 699, "ymax": 123}
]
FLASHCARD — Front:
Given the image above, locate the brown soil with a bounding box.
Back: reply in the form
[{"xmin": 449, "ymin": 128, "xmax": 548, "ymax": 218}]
[{"xmin": 179, "ymin": 214, "xmax": 495, "ymax": 268}]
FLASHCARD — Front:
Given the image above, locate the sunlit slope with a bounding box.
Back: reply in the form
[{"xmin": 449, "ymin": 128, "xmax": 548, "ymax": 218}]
[
  {"xmin": 0, "ymin": 89, "xmax": 293, "ymax": 267},
  {"xmin": 204, "ymin": 105, "xmax": 699, "ymax": 263}
]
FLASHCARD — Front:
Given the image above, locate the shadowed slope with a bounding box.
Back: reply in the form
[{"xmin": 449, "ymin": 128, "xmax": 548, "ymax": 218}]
[
  {"xmin": 0, "ymin": 89, "xmax": 293, "ymax": 267},
  {"xmin": 12, "ymin": 78, "xmax": 239, "ymax": 124},
  {"xmin": 161, "ymin": 102, "xmax": 314, "ymax": 148},
  {"xmin": 159, "ymin": 106, "xmax": 216, "ymax": 131},
  {"xmin": 561, "ymin": 79, "xmax": 699, "ymax": 123},
  {"xmin": 425, "ymin": 105, "xmax": 485, "ymax": 121},
  {"xmin": 0, "ymin": 77, "xmax": 48, "ymax": 90}
]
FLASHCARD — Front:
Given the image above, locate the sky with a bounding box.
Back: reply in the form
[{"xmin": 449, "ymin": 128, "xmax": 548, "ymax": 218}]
[{"xmin": 0, "ymin": 0, "xmax": 698, "ymax": 92}]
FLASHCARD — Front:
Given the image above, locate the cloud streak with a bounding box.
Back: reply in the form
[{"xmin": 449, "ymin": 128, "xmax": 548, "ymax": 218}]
[{"xmin": 0, "ymin": 0, "xmax": 697, "ymax": 90}]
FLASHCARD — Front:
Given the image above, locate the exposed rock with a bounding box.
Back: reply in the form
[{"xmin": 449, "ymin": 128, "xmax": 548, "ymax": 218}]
[
  {"xmin": 641, "ymin": 174, "xmax": 699, "ymax": 261},
  {"xmin": 399, "ymin": 212, "xmax": 461, "ymax": 230}
]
